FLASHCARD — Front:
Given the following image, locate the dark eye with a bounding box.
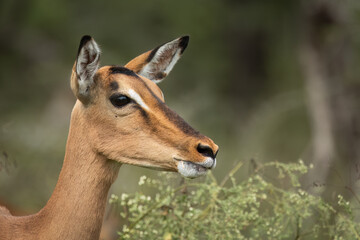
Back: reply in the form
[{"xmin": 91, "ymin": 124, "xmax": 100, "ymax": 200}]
[{"xmin": 109, "ymin": 94, "xmax": 132, "ymax": 108}]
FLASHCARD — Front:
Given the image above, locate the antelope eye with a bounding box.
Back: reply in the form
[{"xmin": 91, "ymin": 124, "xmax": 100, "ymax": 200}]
[{"xmin": 109, "ymin": 94, "xmax": 132, "ymax": 108}]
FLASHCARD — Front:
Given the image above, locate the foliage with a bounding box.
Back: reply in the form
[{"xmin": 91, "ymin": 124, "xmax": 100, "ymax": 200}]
[{"xmin": 110, "ymin": 160, "xmax": 360, "ymax": 240}]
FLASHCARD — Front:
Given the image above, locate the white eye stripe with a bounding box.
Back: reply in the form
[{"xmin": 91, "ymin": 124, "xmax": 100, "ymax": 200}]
[{"xmin": 128, "ymin": 89, "xmax": 150, "ymax": 111}]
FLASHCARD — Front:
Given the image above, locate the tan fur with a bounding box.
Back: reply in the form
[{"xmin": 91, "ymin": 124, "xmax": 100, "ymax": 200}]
[
  {"xmin": 124, "ymin": 50, "xmax": 152, "ymax": 73},
  {"xmin": 0, "ymin": 37, "xmax": 218, "ymax": 240}
]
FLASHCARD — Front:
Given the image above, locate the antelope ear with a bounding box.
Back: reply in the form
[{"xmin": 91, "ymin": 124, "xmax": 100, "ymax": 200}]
[
  {"xmin": 125, "ymin": 36, "xmax": 189, "ymax": 83},
  {"xmin": 71, "ymin": 35, "xmax": 101, "ymax": 104}
]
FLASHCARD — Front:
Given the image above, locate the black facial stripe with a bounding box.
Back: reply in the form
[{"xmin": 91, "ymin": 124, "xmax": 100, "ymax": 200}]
[
  {"xmin": 109, "ymin": 81, "xmax": 119, "ymax": 91},
  {"xmin": 109, "ymin": 66, "xmax": 138, "ymax": 77},
  {"xmin": 133, "ymin": 105, "xmax": 150, "ymax": 125},
  {"xmin": 107, "ymin": 70, "xmax": 199, "ymax": 137},
  {"xmin": 132, "ymin": 77, "xmax": 200, "ymax": 137},
  {"xmin": 158, "ymin": 102, "xmax": 200, "ymax": 136}
]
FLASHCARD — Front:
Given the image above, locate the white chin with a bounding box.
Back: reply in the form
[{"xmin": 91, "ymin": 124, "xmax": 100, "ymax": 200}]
[{"xmin": 177, "ymin": 161, "xmax": 208, "ymax": 178}]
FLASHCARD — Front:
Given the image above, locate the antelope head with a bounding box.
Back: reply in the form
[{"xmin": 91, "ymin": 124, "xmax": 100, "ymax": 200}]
[{"xmin": 70, "ymin": 35, "xmax": 219, "ymax": 178}]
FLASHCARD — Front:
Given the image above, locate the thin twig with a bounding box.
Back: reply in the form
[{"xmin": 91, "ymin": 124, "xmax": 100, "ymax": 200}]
[{"xmin": 220, "ymin": 160, "xmax": 244, "ymax": 187}]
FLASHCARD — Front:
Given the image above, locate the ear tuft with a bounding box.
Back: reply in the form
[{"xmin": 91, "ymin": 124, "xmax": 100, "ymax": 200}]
[
  {"xmin": 125, "ymin": 36, "xmax": 190, "ymax": 84},
  {"xmin": 72, "ymin": 35, "xmax": 101, "ymax": 104}
]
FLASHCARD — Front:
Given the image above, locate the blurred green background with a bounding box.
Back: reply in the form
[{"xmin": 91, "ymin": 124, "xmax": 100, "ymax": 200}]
[{"xmin": 1, "ymin": 0, "xmax": 360, "ymax": 229}]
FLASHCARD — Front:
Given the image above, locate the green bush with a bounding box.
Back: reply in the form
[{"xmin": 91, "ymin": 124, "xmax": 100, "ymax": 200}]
[{"xmin": 110, "ymin": 160, "xmax": 360, "ymax": 240}]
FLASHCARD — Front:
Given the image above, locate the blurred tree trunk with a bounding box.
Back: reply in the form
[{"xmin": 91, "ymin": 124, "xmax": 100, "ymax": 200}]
[{"xmin": 300, "ymin": 0, "xmax": 360, "ymax": 200}]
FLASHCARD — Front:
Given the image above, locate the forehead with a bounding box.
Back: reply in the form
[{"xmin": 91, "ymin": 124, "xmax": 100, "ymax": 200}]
[{"xmin": 96, "ymin": 66, "xmax": 164, "ymax": 100}]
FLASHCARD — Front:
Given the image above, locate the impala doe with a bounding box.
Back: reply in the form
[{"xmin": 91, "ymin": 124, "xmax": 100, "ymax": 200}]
[{"xmin": 0, "ymin": 36, "xmax": 218, "ymax": 240}]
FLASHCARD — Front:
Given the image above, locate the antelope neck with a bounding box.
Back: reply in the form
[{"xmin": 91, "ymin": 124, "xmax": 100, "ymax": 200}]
[{"xmin": 36, "ymin": 107, "xmax": 121, "ymax": 239}]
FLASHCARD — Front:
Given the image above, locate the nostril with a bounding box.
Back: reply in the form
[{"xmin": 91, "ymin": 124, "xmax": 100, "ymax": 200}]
[{"xmin": 197, "ymin": 143, "xmax": 215, "ymax": 159}]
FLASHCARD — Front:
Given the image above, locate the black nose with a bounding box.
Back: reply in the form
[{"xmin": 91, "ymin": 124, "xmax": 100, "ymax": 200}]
[{"xmin": 197, "ymin": 143, "xmax": 216, "ymax": 159}]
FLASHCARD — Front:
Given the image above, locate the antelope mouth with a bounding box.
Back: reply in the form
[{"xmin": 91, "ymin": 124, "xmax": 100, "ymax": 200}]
[{"xmin": 174, "ymin": 158, "xmax": 216, "ymax": 178}]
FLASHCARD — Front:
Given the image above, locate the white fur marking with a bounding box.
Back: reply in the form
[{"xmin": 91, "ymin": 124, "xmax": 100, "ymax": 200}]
[
  {"xmin": 199, "ymin": 157, "xmax": 216, "ymax": 168},
  {"xmin": 177, "ymin": 161, "xmax": 208, "ymax": 179},
  {"xmin": 160, "ymin": 90, "xmax": 165, "ymax": 101},
  {"xmin": 128, "ymin": 89, "xmax": 150, "ymax": 111}
]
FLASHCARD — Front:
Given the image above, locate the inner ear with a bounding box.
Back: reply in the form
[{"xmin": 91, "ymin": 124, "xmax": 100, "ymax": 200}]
[
  {"xmin": 71, "ymin": 35, "xmax": 101, "ymax": 104},
  {"xmin": 125, "ymin": 36, "xmax": 189, "ymax": 83}
]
